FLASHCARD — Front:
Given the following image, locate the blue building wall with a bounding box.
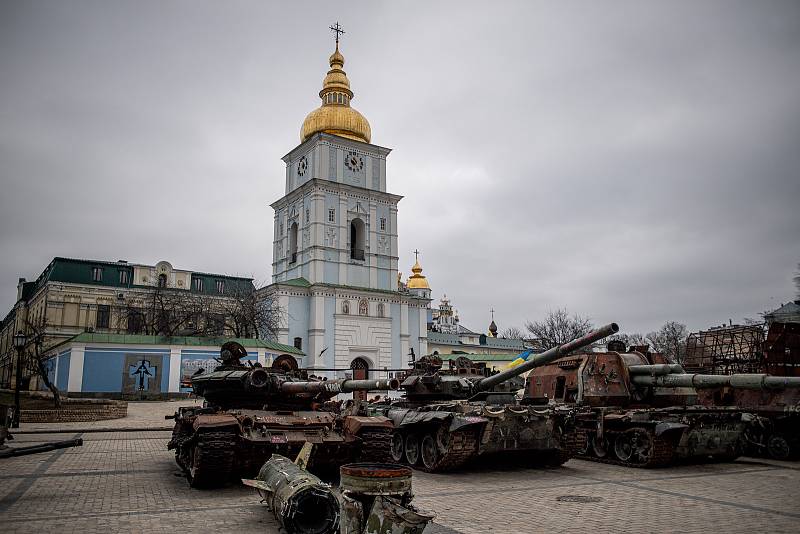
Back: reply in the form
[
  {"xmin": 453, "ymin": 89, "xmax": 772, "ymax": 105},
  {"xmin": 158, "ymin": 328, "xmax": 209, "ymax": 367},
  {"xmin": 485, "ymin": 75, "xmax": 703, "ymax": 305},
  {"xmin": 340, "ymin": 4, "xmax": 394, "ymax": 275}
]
[
  {"xmin": 287, "ymin": 294, "xmax": 310, "ymax": 356},
  {"xmin": 55, "ymin": 350, "xmax": 70, "ymax": 391},
  {"xmin": 82, "ymin": 347, "xmax": 169, "ymax": 392}
]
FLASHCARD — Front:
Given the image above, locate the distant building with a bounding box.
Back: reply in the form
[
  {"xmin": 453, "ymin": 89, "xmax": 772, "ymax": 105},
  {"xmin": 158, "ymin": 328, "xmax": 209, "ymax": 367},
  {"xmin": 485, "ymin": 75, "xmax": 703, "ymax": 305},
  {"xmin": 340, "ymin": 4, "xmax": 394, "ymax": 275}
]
[
  {"xmin": 0, "ymin": 257, "xmax": 264, "ymax": 393},
  {"xmin": 765, "ymin": 300, "xmax": 800, "ymax": 326},
  {"xmin": 427, "ymin": 295, "xmax": 526, "ymax": 357}
]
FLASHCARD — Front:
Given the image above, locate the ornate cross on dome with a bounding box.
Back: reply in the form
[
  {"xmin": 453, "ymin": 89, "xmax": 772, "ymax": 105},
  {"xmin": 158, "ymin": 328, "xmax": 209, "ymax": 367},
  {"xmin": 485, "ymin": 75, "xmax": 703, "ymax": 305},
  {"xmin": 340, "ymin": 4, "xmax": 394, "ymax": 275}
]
[
  {"xmin": 491, "ymin": 307, "xmax": 495, "ymax": 320},
  {"xmin": 330, "ymin": 22, "xmax": 345, "ymax": 45},
  {"xmin": 413, "ymin": 249, "xmax": 420, "ymax": 262}
]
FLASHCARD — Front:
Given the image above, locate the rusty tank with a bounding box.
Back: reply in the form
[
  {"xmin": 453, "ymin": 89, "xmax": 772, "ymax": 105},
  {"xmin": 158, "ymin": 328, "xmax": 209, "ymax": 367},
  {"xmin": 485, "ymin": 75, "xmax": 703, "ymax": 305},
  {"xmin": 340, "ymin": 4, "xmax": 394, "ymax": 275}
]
[
  {"xmin": 168, "ymin": 342, "xmax": 400, "ymax": 487},
  {"xmin": 686, "ymin": 374, "xmax": 800, "ymax": 460},
  {"xmin": 364, "ymin": 323, "xmax": 619, "ymax": 472},
  {"xmin": 523, "ymin": 341, "xmax": 775, "ymax": 467}
]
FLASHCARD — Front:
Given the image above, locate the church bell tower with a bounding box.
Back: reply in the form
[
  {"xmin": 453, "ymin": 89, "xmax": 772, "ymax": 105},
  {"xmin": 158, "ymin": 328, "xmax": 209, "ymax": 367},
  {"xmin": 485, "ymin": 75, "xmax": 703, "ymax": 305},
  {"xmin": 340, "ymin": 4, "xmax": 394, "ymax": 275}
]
[{"xmin": 271, "ymin": 27, "xmax": 400, "ymax": 291}]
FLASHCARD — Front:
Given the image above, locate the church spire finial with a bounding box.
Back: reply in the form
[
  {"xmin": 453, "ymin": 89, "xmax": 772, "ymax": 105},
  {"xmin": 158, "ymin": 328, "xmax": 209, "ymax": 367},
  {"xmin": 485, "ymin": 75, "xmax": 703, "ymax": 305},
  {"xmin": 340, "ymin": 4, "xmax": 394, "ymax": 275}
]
[{"xmin": 330, "ymin": 21, "xmax": 345, "ymax": 47}]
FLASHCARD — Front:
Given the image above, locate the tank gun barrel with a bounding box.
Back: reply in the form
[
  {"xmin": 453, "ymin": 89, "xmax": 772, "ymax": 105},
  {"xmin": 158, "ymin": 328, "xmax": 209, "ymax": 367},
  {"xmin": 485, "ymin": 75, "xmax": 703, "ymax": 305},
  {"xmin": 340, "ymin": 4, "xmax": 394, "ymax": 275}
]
[
  {"xmin": 279, "ymin": 377, "xmax": 400, "ymax": 395},
  {"xmin": 475, "ymin": 322, "xmax": 619, "ymax": 393},
  {"xmin": 631, "ymin": 373, "xmax": 800, "ymax": 390},
  {"xmin": 628, "ymin": 364, "xmax": 685, "ymax": 375}
]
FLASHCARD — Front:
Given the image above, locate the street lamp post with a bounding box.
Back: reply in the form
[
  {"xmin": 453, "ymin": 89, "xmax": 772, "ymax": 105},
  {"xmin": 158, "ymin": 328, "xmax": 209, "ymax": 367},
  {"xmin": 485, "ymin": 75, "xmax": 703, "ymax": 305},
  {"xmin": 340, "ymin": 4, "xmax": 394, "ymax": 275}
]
[{"xmin": 12, "ymin": 330, "xmax": 27, "ymax": 428}]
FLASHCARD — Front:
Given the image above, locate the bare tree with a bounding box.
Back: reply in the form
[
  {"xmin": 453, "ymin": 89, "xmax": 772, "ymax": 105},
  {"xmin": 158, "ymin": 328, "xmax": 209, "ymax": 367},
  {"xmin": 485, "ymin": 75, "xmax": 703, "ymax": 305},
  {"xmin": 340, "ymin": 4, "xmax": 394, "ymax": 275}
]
[
  {"xmin": 217, "ymin": 286, "xmax": 284, "ymax": 340},
  {"xmin": 646, "ymin": 321, "xmax": 688, "ymax": 364},
  {"xmin": 23, "ymin": 317, "xmax": 62, "ymax": 408},
  {"xmin": 500, "ymin": 326, "xmax": 525, "ymax": 340},
  {"xmin": 525, "ymin": 309, "xmax": 593, "ymax": 350},
  {"xmin": 114, "ymin": 281, "xmax": 284, "ymax": 341}
]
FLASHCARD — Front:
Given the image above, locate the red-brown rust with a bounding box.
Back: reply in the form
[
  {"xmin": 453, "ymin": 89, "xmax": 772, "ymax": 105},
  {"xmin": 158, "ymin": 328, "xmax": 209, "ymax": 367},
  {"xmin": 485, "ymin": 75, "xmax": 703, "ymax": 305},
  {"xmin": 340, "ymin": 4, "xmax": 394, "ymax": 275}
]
[{"xmin": 340, "ymin": 462, "xmax": 411, "ymax": 479}]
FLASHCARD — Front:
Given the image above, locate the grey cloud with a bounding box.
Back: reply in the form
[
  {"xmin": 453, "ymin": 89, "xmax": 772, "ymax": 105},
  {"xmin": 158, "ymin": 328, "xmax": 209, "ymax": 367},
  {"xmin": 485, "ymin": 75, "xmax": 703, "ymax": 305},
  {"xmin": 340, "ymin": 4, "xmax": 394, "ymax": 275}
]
[{"xmin": 1, "ymin": 1, "xmax": 798, "ymax": 336}]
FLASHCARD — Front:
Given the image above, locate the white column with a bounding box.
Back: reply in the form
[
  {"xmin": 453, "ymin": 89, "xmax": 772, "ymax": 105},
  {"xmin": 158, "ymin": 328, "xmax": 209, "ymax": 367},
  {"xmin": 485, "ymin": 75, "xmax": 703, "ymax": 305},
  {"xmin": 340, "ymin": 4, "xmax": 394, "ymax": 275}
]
[
  {"xmin": 67, "ymin": 345, "xmax": 85, "ymax": 393},
  {"xmin": 308, "ymin": 293, "xmax": 326, "ymax": 369},
  {"xmin": 418, "ymin": 304, "xmax": 428, "ymax": 356},
  {"xmin": 400, "ymin": 301, "xmax": 410, "ymax": 365},
  {"xmin": 168, "ymin": 347, "xmax": 181, "ymax": 393},
  {"xmin": 257, "ymin": 348, "xmax": 267, "ymax": 367}
]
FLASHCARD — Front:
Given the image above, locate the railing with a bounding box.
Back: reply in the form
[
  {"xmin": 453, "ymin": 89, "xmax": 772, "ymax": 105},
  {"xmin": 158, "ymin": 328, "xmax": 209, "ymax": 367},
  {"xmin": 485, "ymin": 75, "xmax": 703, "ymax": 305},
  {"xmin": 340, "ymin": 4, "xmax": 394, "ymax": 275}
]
[{"xmin": 351, "ymin": 248, "xmax": 365, "ymax": 261}]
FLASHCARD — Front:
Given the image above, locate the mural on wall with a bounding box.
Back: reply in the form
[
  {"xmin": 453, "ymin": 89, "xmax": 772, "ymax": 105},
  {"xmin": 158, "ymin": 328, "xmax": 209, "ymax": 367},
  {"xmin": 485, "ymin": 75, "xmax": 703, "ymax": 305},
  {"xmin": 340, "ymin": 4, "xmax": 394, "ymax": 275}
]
[
  {"xmin": 122, "ymin": 354, "xmax": 159, "ymax": 393},
  {"xmin": 181, "ymin": 357, "xmax": 218, "ymax": 389}
]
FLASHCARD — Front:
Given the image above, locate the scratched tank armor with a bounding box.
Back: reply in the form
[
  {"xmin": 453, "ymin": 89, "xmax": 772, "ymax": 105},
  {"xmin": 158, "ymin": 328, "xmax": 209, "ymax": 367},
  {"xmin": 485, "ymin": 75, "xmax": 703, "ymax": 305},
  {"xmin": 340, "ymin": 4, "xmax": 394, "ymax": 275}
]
[
  {"xmin": 364, "ymin": 324, "xmax": 618, "ymax": 472},
  {"xmin": 167, "ymin": 342, "xmax": 399, "ymax": 487},
  {"xmin": 524, "ymin": 343, "xmax": 800, "ymax": 466}
]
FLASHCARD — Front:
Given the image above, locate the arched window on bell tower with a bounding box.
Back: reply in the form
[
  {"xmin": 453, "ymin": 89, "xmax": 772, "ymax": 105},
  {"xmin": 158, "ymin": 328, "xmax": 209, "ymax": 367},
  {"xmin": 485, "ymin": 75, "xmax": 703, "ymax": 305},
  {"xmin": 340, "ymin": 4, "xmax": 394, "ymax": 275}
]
[
  {"xmin": 350, "ymin": 218, "xmax": 365, "ymax": 260},
  {"xmin": 289, "ymin": 222, "xmax": 298, "ymax": 264}
]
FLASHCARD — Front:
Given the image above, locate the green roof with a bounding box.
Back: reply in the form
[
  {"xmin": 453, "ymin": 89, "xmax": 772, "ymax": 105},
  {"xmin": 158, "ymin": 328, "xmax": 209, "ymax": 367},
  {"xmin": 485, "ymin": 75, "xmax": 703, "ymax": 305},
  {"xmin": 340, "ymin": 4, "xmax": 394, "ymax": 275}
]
[
  {"xmin": 436, "ymin": 353, "xmax": 519, "ymax": 362},
  {"xmin": 280, "ymin": 277, "xmax": 312, "ymax": 288},
  {"xmin": 274, "ymin": 277, "xmax": 418, "ymax": 298},
  {"xmin": 47, "ymin": 333, "xmax": 304, "ymax": 356},
  {"xmin": 23, "ymin": 257, "xmax": 254, "ymax": 297}
]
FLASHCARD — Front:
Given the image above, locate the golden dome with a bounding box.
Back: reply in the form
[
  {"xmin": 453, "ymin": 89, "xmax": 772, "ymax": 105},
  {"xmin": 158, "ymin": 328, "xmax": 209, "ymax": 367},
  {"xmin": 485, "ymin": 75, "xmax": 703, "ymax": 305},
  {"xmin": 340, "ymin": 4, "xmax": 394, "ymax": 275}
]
[
  {"xmin": 406, "ymin": 259, "xmax": 430, "ymax": 289},
  {"xmin": 301, "ymin": 44, "xmax": 371, "ymax": 144}
]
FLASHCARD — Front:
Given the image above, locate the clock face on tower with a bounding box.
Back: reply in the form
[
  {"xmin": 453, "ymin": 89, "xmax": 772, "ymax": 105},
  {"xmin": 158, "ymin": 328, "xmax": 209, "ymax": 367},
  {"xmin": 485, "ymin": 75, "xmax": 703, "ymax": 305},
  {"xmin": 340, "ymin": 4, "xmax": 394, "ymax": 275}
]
[
  {"xmin": 297, "ymin": 156, "xmax": 308, "ymax": 177},
  {"xmin": 345, "ymin": 151, "xmax": 364, "ymax": 172}
]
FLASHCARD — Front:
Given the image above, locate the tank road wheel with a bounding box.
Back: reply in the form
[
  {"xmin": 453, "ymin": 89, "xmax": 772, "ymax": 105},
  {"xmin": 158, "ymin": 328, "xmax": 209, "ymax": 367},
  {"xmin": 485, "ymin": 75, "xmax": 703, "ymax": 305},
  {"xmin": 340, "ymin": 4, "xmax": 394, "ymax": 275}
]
[
  {"xmin": 390, "ymin": 432, "xmax": 405, "ymax": 463},
  {"xmin": 405, "ymin": 434, "xmax": 420, "ymax": 465},
  {"xmin": 591, "ymin": 435, "xmax": 609, "ymax": 458},
  {"xmin": 767, "ymin": 434, "xmax": 792, "ymax": 460},
  {"xmin": 574, "ymin": 430, "xmax": 590, "ymax": 456},
  {"xmin": 421, "ymin": 434, "xmax": 440, "ymax": 471},
  {"xmin": 614, "ymin": 432, "xmax": 634, "ymax": 462},
  {"xmin": 620, "ymin": 428, "xmax": 654, "ymax": 467}
]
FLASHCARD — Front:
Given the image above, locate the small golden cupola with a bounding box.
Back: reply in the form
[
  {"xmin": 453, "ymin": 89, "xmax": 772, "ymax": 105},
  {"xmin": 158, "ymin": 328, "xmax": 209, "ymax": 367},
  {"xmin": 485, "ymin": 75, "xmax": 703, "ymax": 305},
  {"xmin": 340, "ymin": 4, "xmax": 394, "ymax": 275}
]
[
  {"xmin": 407, "ymin": 253, "xmax": 430, "ymax": 290},
  {"xmin": 300, "ymin": 25, "xmax": 371, "ymax": 144}
]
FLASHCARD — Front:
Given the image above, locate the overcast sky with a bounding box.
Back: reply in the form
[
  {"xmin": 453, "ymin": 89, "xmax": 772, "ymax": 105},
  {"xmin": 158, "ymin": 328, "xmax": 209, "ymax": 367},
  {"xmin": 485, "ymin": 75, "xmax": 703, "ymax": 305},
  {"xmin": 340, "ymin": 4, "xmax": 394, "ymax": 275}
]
[{"xmin": 1, "ymin": 1, "xmax": 798, "ymax": 336}]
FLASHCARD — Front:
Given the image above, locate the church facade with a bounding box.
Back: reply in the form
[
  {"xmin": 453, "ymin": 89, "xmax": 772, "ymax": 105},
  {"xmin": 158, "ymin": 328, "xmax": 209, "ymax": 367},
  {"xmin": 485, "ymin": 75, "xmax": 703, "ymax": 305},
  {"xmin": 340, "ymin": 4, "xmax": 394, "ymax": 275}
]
[{"xmin": 258, "ymin": 39, "xmax": 430, "ymax": 376}]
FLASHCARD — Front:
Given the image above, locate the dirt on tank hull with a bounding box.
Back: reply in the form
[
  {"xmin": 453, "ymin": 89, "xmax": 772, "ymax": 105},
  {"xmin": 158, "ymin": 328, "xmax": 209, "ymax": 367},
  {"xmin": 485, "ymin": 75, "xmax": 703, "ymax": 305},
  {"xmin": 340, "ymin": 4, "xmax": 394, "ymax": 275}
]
[
  {"xmin": 370, "ymin": 401, "xmax": 576, "ymax": 472},
  {"xmin": 361, "ymin": 323, "xmax": 619, "ymax": 472},
  {"xmin": 525, "ymin": 343, "xmax": 764, "ymax": 468},
  {"xmin": 167, "ymin": 342, "xmax": 398, "ymax": 487},
  {"xmin": 572, "ymin": 408, "xmax": 745, "ymax": 467}
]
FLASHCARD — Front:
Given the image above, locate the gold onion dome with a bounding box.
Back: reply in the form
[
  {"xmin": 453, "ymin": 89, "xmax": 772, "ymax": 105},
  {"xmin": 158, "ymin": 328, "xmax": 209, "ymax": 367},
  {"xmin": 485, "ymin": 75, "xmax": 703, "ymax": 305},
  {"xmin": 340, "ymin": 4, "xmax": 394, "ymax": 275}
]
[
  {"xmin": 301, "ymin": 44, "xmax": 371, "ymax": 144},
  {"xmin": 406, "ymin": 259, "xmax": 430, "ymax": 289}
]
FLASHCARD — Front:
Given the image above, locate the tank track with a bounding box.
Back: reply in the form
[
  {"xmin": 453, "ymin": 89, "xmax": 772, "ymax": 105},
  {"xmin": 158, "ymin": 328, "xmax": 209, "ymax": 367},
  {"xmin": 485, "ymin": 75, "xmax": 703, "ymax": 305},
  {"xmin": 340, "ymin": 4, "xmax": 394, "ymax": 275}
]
[
  {"xmin": 185, "ymin": 430, "xmax": 238, "ymax": 488},
  {"xmin": 358, "ymin": 428, "xmax": 393, "ymax": 463},
  {"xmin": 422, "ymin": 427, "xmax": 478, "ymax": 472},
  {"xmin": 573, "ymin": 428, "xmax": 676, "ymax": 468}
]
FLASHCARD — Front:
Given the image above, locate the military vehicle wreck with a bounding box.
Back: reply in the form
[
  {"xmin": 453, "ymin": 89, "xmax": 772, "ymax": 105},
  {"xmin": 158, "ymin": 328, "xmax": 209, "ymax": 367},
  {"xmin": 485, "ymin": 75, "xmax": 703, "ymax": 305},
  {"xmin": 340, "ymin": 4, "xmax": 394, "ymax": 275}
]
[
  {"xmin": 364, "ymin": 323, "xmax": 619, "ymax": 471},
  {"xmin": 243, "ymin": 444, "xmax": 434, "ymax": 534},
  {"xmin": 168, "ymin": 342, "xmax": 399, "ymax": 487},
  {"xmin": 524, "ymin": 342, "xmax": 787, "ymax": 466}
]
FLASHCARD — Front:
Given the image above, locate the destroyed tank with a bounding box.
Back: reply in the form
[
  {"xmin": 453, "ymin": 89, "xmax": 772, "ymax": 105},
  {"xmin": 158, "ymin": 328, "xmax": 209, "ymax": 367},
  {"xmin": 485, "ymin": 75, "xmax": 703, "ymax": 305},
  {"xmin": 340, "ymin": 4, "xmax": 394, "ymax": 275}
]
[
  {"xmin": 524, "ymin": 342, "xmax": 775, "ymax": 467},
  {"xmin": 168, "ymin": 342, "xmax": 399, "ymax": 487},
  {"xmin": 365, "ymin": 323, "xmax": 619, "ymax": 472},
  {"xmin": 692, "ymin": 321, "xmax": 800, "ymax": 460}
]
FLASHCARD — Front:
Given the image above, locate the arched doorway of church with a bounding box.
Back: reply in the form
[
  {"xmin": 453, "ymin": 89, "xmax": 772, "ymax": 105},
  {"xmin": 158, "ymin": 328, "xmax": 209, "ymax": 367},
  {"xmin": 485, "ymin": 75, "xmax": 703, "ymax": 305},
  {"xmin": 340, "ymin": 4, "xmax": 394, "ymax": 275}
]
[{"xmin": 350, "ymin": 357, "xmax": 370, "ymax": 401}]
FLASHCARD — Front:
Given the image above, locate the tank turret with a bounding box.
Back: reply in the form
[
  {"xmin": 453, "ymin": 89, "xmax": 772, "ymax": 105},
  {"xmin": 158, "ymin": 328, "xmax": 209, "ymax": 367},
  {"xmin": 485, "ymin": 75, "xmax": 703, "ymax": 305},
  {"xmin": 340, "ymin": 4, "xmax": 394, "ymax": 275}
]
[
  {"xmin": 168, "ymin": 342, "xmax": 400, "ymax": 487},
  {"xmin": 398, "ymin": 323, "xmax": 619, "ymax": 406}
]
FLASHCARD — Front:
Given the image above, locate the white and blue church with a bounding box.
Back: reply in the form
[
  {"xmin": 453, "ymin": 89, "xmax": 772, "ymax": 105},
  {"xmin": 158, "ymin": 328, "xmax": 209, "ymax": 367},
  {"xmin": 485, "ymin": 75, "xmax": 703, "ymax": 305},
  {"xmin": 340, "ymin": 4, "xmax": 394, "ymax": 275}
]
[{"xmin": 258, "ymin": 39, "xmax": 432, "ymax": 378}]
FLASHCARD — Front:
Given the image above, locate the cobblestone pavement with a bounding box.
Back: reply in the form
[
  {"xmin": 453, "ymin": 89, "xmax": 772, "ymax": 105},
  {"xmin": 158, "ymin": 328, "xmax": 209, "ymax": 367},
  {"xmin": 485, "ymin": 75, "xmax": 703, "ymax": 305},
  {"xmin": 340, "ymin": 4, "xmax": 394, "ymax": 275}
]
[{"xmin": 2, "ymin": 403, "xmax": 799, "ymax": 533}]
